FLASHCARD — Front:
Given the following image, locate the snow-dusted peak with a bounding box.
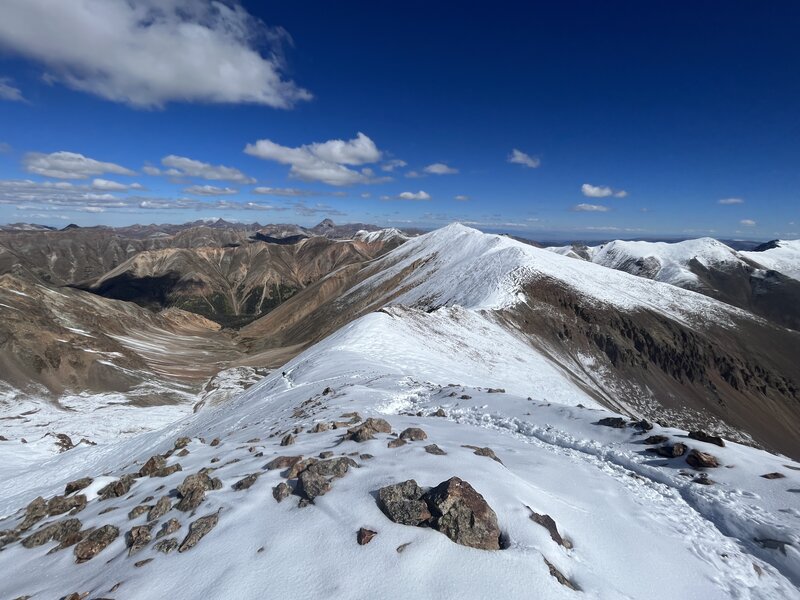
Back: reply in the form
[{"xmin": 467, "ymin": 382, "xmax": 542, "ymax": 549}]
[
  {"xmin": 352, "ymin": 228, "xmax": 408, "ymax": 244},
  {"xmin": 741, "ymin": 239, "xmax": 800, "ymax": 281}
]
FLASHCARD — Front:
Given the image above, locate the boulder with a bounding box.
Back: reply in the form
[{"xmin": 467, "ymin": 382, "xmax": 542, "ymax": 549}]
[
  {"xmin": 273, "ymin": 482, "xmax": 291, "ymax": 502},
  {"xmin": 156, "ymin": 518, "xmax": 181, "ymax": 539},
  {"xmin": 644, "ymin": 435, "xmax": 669, "ymax": 445},
  {"xmin": 126, "ymin": 525, "xmax": 152, "ymax": 556},
  {"xmin": 98, "ymin": 475, "xmax": 135, "ymax": 500},
  {"xmin": 128, "ymin": 504, "xmax": 151, "ymax": 520},
  {"xmin": 648, "ymin": 442, "xmax": 687, "ymax": 458},
  {"xmin": 425, "ymin": 477, "xmax": 501, "ymax": 550},
  {"xmin": 74, "ymin": 525, "xmax": 119, "ymax": 562},
  {"xmin": 388, "ymin": 438, "xmax": 407, "ymax": 448},
  {"xmin": 596, "ymin": 417, "xmax": 627, "ymax": 428},
  {"xmin": 357, "ymin": 528, "xmax": 377, "ymax": 545},
  {"xmin": 19, "ymin": 497, "xmax": 47, "ymax": 531},
  {"xmin": 265, "ymin": 455, "xmax": 302, "ymax": 471},
  {"xmin": 378, "ymin": 480, "xmax": 432, "ymax": 526},
  {"xmin": 154, "ymin": 537, "xmax": 179, "ymax": 554},
  {"xmin": 138, "ymin": 455, "xmax": 166, "ymax": 477},
  {"xmin": 306, "ymin": 457, "xmax": 357, "ymax": 479},
  {"xmin": 424, "ymin": 444, "xmax": 447, "ymax": 455},
  {"xmin": 688, "ymin": 431, "xmax": 725, "ymax": 447},
  {"xmin": 399, "ymin": 428, "xmax": 427, "ymax": 441},
  {"xmin": 686, "ymin": 449, "xmax": 720, "ymax": 469},
  {"xmin": 232, "ymin": 473, "xmax": 260, "ymax": 491},
  {"xmin": 47, "ymin": 494, "xmax": 86, "ymax": 516},
  {"xmin": 280, "ymin": 433, "xmax": 295, "ymax": 446},
  {"xmin": 150, "ymin": 463, "xmax": 182, "ymax": 478},
  {"xmin": 148, "ymin": 496, "xmax": 172, "ymax": 521},
  {"xmin": 309, "ymin": 422, "xmax": 331, "ymax": 433},
  {"xmin": 64, "ymin": 478, "xmax": 93, "ymax": 496},
  {"xmin": 22, "ymin": 518, "xmax": 82, "ymax": 548},
  {"xmin": 297, "ymin": 470, "xmax": 331, "ymax": 501},
  {"xmin": 178, "ymin": 512, "xmax": 219, "ymax": 552},
  {"xmin": 286, "ymin": 458, "xmax": 318, "ymax": 479},
  {"xmin": 346, "ymin": 418, "xmax": 392, "ymax": 442}
]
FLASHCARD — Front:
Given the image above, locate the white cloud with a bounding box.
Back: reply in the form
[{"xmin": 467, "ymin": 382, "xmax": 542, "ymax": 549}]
[
  {"xmin": 423, "ymin": 163, "xmax": 458, "ymax": 175},
  {"xmin": 23, "ymin": 151, "xmax": 135, "ymax": 179},
  {"xmin": 76, "ymin": 206, "xmax": 105, "ymax": 213},
  {"xmin": 508, "ymin": 149, "xmax": 540, "ymax": 169},
  {"xmin": 361, "ymin": 193, "xmax": 371, "ymax": 199},
  {"xmin": 454, "ymin": 195, "xmax": 469, "ymax": 201},
  {"xmin": 581, "ymin": 183, "xmax": 628, "ymax": 198},
  {"xmin": 185, "ymin": 185, "xmax": 238, "ymax": 196},
  {"xmin": 405, "ymin": 171, "xmax": 423, "ymax": 178},
  {"xmin": 91, "ymin": 178, "xmax": 142, "ymax": 191},
  {"xmin": 572, "ymin": 203, "xmax": 610, "ymax": 212},
  {"xmin": 718, "ymin": 197, "xmax": 744, "ymax": 205},
  {"xmin": 740, "ymin": 219, "xmax": 756, "ymax": 226},
  {"xmin": 146, "ymin": 155, "xmax": 255, "ymax": 184},
  {"xmin": 252, "ymin": 186, "xmax": 311, "ymax": 197},
  {"xmin": 0, "ymin": 0, "xmax": 310, "ymax": 109},
  {"xmin": 0, "ymin": 77, "xmax": 25, "ymax": 102},
  {"xmin": 397, "ymin": 191, "xmax": 431, "ymax": 201},
  {"xmin": 381, "ymin": 159, "xmax": 407, "ymax": 172},
  {"xmin": 244, "ymin": 132, "xmax": 386, "ymax": 186}
]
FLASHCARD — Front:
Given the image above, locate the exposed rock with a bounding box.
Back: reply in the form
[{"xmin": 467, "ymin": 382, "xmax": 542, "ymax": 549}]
[
  {"xmin": 346, "ymin": 417, "xmax": 392, "ymax": 442},
  {"xmin": 378, "ymin": 480, "xmax": 432, "ymax": 526},
  {"xmin": 309, "ymin": 422, "xmax": 331, "ymax": 433},
  {"xmin": 174, "ymin": 437, "xmax": 191, "ymax": 449},
  {"xmin": 175, "ymin": 486, "xmax": 205, "ymax": 512},
  {"xmin": 53, "ymin": 433, "xmax": 75, "ymax": 452},
  {"xmin": 232, "ymin": 473, "xmax": 260, "ymax": 491},
  {"xmin": 688, "ymin": 430, "xmax": 726, "ymax": 447},
  {"xmin": 686, "ymin": 449, "xmax": 720, "ymax": 469},
  {"xmin": 177, "ymin": 448, "xmax": 190, "ymax": 457},
  {"xmin": 265, "ymin": 455, "xmax": 302, "ymax": 471},
  {"xmin": 527, "ymin": 507, "xmax": 571, "ymax": 549},
  {"xmin": 134, "ymin": 558, "xmax": 154, "ymax": 568},
  {"xmin": 399, "ymin": 427, "xmax": 427, "ymax": 441},
  {"xmin": 98, "ymin": 475, "xmax": 135, "ymax": 500},
  {"xmin": 644, "ymin": 435, "xmax": 669, "ymax": 445},
  {"xmin": 297, "ymin": 470, "xmax": 331, "ymax": 500},
  {"xmin": 319, "ymin": 451, "xmax": 334, "ymax": 459},
  {"xmin": 177, "ymin": 470, "xmax": 223, "ymax": 496},
  {"xmin": 74, "ymin": 525, "xmax": 119, "ymax": 562},
  {"xmin": 462, "ymin": 445, "xmax": 503, "ymax": 464},
  {"xmin": 433, "ymin": 408, "xmax": 448, "ymax": 417},
  {"xmin": 596, "ymin": 417, "xmax": 627, "ymax": 428},
  {"xmin": 761, "ymin": 472, "xmax": 786, "ymax": 479},
  {"xmin": 22, "ymin": 518, "xmax": 82, "ymax": 548},
  {"xmin": 692, "ymin": 473, "xmax": 715, "ymax": 485},
  {"xmin": 388, "ymin": 438, "xmax": 407, "ymax": 448},
  {"xmin": 286, "ymin": 458, "xmax": 317, "ymax": 479},
  {"xmin": 156, "ymin": 518, "xmax": 181, "ymax": 539},
  {"xmin": 648, "ymin": 442, "xmax": 687, "ymax": 458},
  {"xmin": 127, "ymin": 504, "xmax": 151, "ymax": 520},
  {"xmin": 47, "ymin": 527, "xmax": 93, "ymax": 554},
  {"xmin": 273, "ymin": 482, "xmax": 291, "ymax": 502},
  {"xmin": 126, "ymin": 524, "xmax": 152, "ymax": 556},
  {"xmin": 246, "ymin": 437, "xmax": 261, "ymax": 443},
  {"xmin": 396, "ymin": 542, "xmax": 412, "ymax": 553},
  {"xmin": 280, "ymin": 433, "xmax": 295, "ymax": 446},
  {"xmin": 148, "ymin": 496, "xmax": 172, "ymax": 521},
  {"xmin": 154, "ymin": 537, "xmax": 179, "ymax": 554},
  {"xmin": 322, "ymin": 386, "xmax": 333, "ymax": 395},
  {"xmin": 19, "ymin": 497, "xmax": 47, "ymax": 530},
  {"xmin": 178, "ymin": 512, "xmax": 219, "ymax": 552},
  {"xmin": 543, "ymin": 556, "xmax": 578, "ymax": 591},
  {"xmin": 487, "ymin": 388, "xmax": 505, "ymax": 394},
  {"xmin": 151, "ymin": 463, "xmax": 182, "ymax": 478},
  {"xmin": 47, "ymin": 494, "xmax": 87, "ymax": 516},
  {"xmin": 425, "ymin": 477, "xmax": 501, "ymax": 550},
  {"xmin": 357, "ymin": 528, "xmax": 377, "ymax": 545},
  {"xmin": 210, "ymin": 438, "xmax": 221, "ymax": 447},
  {"xmin": 360, "ymin": 454, "xmax": 374, "ymax": 460},
  {"xmin": 306, "ymin": 457, "xmax": 357, "ymax": 479},
  {"xmin": 138, "ymin": 455, "xmax": 166, "ymax": 477},
  {"xmin": 64, "ymin": 477, "xmax": 93, "ymax": 496},
  {"xmin": 424, "ymin": 444, "xmax": 447, "ymax": 455}
]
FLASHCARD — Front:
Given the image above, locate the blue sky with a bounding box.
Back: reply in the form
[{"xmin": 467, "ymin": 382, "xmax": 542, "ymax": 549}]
[{"xmin": 0, "ymin": 1, "xmax": 798, "ymax": 240}]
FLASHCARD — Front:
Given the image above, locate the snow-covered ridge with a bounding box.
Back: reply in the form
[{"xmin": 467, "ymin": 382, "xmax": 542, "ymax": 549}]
[
  {"xmin": 352, "ymin": 228, "xmax": 408, "ymax": 244},
  {"xmin": 347, "ymin": 223, "xmax": 752, "ymax": 326},
  {"xmin": 741, "ymin": 240, "xmax": 800, "ymax": 281}
]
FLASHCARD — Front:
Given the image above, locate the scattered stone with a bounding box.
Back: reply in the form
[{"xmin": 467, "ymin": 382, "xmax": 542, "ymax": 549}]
[
  {"xmin": 19, "ymin": 496, "xmax": 47, "ymax": 530},
  {"xmin": 232, "ymin": 473, "xmax": 260, "ymax": 491},
  {"xmin": 754, "ymin": 538, "xmax": 790, "ymax": 555},
  {"xmin": 177, "ymin": 448, "xmax": 190, "ymax": 457},
  {"xmin": 211, "ymin": 457, "xmax": 220, "ymax": 463},
  {"xmin": 319, "ymin": 451, "xmax": 334, "ymax": 459},
  {"xmin": 424, "ymin": 444, "xmax": 447, "ymax": 455},
  {"xmin": 74, "ymin": 525, "xmax": 119, "ymax": 562},
  {"xmin": 322, "ymin": 387, "xmax": 333, "ymax": 395},
  {"xmin": 686, "ymin": 449, "xmax": 720, "ymax": 469},
  {"xmin": 297, "ymin": 470, "xmax": 331, "ymax": 500},
  {"xmin": 396, "ymin": 542, "xmax": 412, "ymax": 553},
  {"xmin": 378, "ymin": 480, "xmax": 432, "ymax": 526},
  {"xmin": 487, "ymin": 388, "xmax": 505, "ymax": 394},
  {"xmin": 98, "ymin": 475, "xmax": 135, "ymax": 500},
  {"xmin": 210, "ymin": 438, "xmax": 221, "ymax": 447},
  {"xmin": 174, "ymin": 437, "xmax": 191, "ymax": 449},
  {"xmin": 22, "ymin": 518, "xmax": 82, "ymax": 548},
  {"xmin": 761, "ymin": 472, "xmax": 786, "ymax": 480},
  {"xmin": 359, "ymin": 454, "xmax": 374, "ymax": 460},
  {"xmin": 62, "ymin": 594, "xmax": 84, "ymax": 600},
  {"xmin": 688, "ymin": 431, "xmax": 725, "ymax": 447},
  {"xmin": 596, "ymin": 417, "xmax": 627, "ymax": 428},
  {"xmin": 399, "ymin": 427, "xmax": 427, "ymax": 441},
  {"xmin": 357, "ymin": 528, "xmax": 377, "ymax": 545},
  {"xmin": 98, "ymin": 506, "xmax": 118, "ymax": 515},
  {"xmin": 53, "ymin": 433, "xmax": 75, "ymax": 452},
  {"xmin": 630, "ymin": 419, "xmax": 653, "ymax": 432},
  {"xmin": 692, "ymin": 473, "xmax": 715, "ymax": 485},
  {"xmin": 156, "ymin": 518, "xmax": 181, "ymax": 539},
  {"xmin": 425, "ymin": 477, "xmax": 501, "ymax": 550},
  {"xmin": 178, "ymin": 512, "xmax": 219, "ymax": 552},
  {"xmin": 134, "ymin": 558, "xmax": 154, "ymax": 568},
  {"xmin": 644, "ymin": 435, "xmax": 669, "ymax": 445},
  {"xmin": 47, "ymin": 494, "xmax": 87, "ymax": 516},
  {"xmin": 433, "ymin": 408, "xmax": 448, "ymax": 417},
  {"xmin": 154, "ymin": 537, "xmax": 179, "ymax": 554},
  {"xmin": 246, "ymin": 437, "xmax": 261, "ymax": 443},
  {"xmin": 126, "ymin": 524, "xmax": 152, "ymax": 556},
  {"xmin": 346, "ymin": 418, "xmax": 392, "ymax": 442},
  {"xmin": 309, "ymin": 422, "xmax": 331, "ymax": 433},
  {"xmin": 64, "ymin": 477, "xmax": 93, "ymax": 496},
  {"xmin": 177, "ymin": 470, "xmax": 223, "ymax": 496},
  {"xmin": 265, "ymin": 455, "xmax": 302, "ymax": 471},
  {"xmin": 543, "ymin": 556, "xmax": 578, "ymax": 591},
  {"xmin": 647, "ymin": 442, "xmax": 687, "ymax": 458},
  {"xmin": 148, "ymin": 496, "xmax": 172, "ymax": 521},
  {"xmin": 151, "ymin": 463, "xmax": 182, "ymax": 477},
  {"xmin": 128, "ymin": 504, "xmax": 151, "ymax": 520},
  {"xmin": 273, "ymin": 482, "xmax": 291, "ymax": 503},
  {"xmin": 388, "ymin": 438, "xmax": 407, "ymax": 448},
  {"xmin": 138, "ymin": 455, "xmax": 166, "ymax": 477},
  {"xmin": 286, "ymin": 458, "xmax": 317, "ymax": 479},
  {"xmin": 462, "ymin": 445, "xmax": 503, "ymax": 464},
  {"xmin": 280, "ymin": 433, "xmax": 295, "ymax": 446},
  {"xmin": 527, "ymin": 507, "xmax": 571, "ymax": 549}
]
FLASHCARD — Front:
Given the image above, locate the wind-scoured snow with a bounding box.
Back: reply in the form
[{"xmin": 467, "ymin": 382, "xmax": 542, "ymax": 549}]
[
  {"xmin": 742, "ymin": 240, "xmax": 800, "ymax": 281},
  {"xmin": 352, "ymin": 228, "xmax": 408, "ymax": 244}
]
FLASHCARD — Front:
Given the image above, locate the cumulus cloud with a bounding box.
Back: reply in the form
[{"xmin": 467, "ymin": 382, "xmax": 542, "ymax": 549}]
[
  {"xmin": 572, "ymin": 203, "xmax": 610, "ymax": 212},
  {"xmin": 581, "ymin": 183, "xmax": 627, "ymax": 198},
  {"xmin": 91, "ymin": 178, "xmax": 142, "ymax": 191},
  {"xmin": 146, "ymin": 155, "xmax": 255, "ymax": 184},
  {"xmin": 397, "ymin": 191, "xmax": 431, "ymax": 201},
  {"xmin": 244, "ymin": 132, "xmax": 386, "ymax": 186},
  {"xmin": 23, "ymin": 151, "xmax": 135, "ymax": 179},
  {"xmin": 454, "ymin": 195, "xmax": 470, "ymax": 201},
  {"xmin": 185, "ymin": 185, "xmax": 238, "ymax": 196},
  {"xmin": 381, "ymin": 159, "xmax": 407, "ymax": 172},
  {"xmin": 508, "ymin": 149, "xmax": 540, "ymax": 168},
  {"xmin": 0, "ymin": 0, "xmax": 310, "ymax": 108},
  {"xmin": 718, "ymin": 197, "xmax": 744, "ymax": 205},
  {"xmin": 740, "ymin": 219, "xmax": 756, "ymax": 226},
  {"xmin": 423, "ymin": 163, "xmax": 458, "ymax": 175},
  {"xmin": 0, "ymin": 77, "xmax": 25, "ymax": 102}
]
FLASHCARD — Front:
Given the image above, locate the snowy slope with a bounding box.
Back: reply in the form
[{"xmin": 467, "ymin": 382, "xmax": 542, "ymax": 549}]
[
  {"xmin": 352, "ymin": 228, "xmax": 409, "ymax": 244},
  {"xmin": 742, "ymin": 240, "xmax": 800, "ymax": 281},
  {"xmin": 1, "ymin": 306, "xmax": 798, "ymax": 599}
]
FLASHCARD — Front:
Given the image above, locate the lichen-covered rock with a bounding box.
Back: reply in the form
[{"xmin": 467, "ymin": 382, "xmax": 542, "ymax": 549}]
[
  {"xmin": 177, "ymin": 470, "xmax": 222, "ymax": 497},
  {"xmin": 306, "ymin": 457, "xmax": 357, "ymax": 479},
  {"xmin": 128, "ymin": 504, "xmax": 151, "ymax": 520},
  {"xmin": 346, "ymin": 418, "xmax": 392, "ymax": 442},
  {"xmin": 18, "ymin": 497, "xmax": 47, "ymax": 531},
  {"xmin": 175, "ymin": 486, "xmax": 206, "ymax": 512},
  {"xmin": 74, "ymin": 525, "xmax": 119, "ymax": 562},
  {"xmin": 378, "ymin": 480, "xmax": 431, "ymax": 526},
  {"xmin": 47, "ymin": 494, "xmax": 86, "ymax": 516},
  {"xmin": 138, "ymin": 455, "xmax": 166, "ymax": 477},
  {"xmin": 156, "ymin": 518, "xmax": 181, "ymax": 539},
  {"xmin": 686, "ymin": 449, "xmax": 720, "ymax": 469},
  {"xmin": 297, "ymin": 470, "xmax": 331, "ymax": 500},
  {"xmin": 64, "ymin": 477, "xmax": 93, "ymax": 496},
  {"xmin": 98, "ymin": 475, "xmax": 135, "ymax": 500},
  {"xmin": 126, "ymin": 524, "xmax": 152, "ymax": 556},
  {"xmin": 154, "ymin": 537, "xmax": 179, "ymax": 554},
  {"xmin": 286, "ymin": 458, "xmax": 317, "ymax": 479},
  {"xmin": 148, "ymin": 496, "xmax": 172, "ymax": 521},
  {"xmin": 399, "ymin": 427, "xmax": 428, "ymax": 441},
  {"xmin": 22, "ymin": 518, "xmax": 82, "ymax": 548},
  {"xmin": 425, "ymin": 477, "xmax": 501, "ymax": 550},
  {"xmin": 232, "ymin": 473, "xmax": 260, "ymax": 491},
  {"xmin": 265, "ymin": 455, "xmax": 303, "ymax": 471},
  {"xmin": 150, "ymin": 463, "xmax": 182, "ymax": 478},
  {"xmin": 178, "ymin": 512, "xmax": 219, "ymax": 552},
  {"xmin": 273, "ymin": 483, "xmax": 291, "ymax": 502},
  {"xmin": 424, "ymin": 444, "xmax": 447, "ymax": 455}
]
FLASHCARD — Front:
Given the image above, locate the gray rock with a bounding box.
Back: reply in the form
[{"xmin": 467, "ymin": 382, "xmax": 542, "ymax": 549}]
[
  {"xmin": 399, "ymin": 428, "xmax": 428, "ymax": 441},
  {"xmin": 425, "ymin": 477, "xmax": 501, "ymax": 550},
  {"xmin": 387, "ymin": 438, "xmax": 407, "ymax": 448},
  {"xmin": 319, "ymin": 451, "xmax": 334, "ymax": 459},
  {"xmin": 64, "ymin": 477, "xmax": 93, "ymax": 496},
  {"xmin": 648, "ymin": 442, "xmax": 687, "ymax": 458},
  {"xmin": 47, "ymin": 494, "xmax": 86, "ymax": 516},
  {"xmin": 177, "ymin": 470, "xmax": 223, "ymax": 496},
  {"xmin": 156, "ymin": 518, "xmax": 181, "ymax": 539},
  {"xmin": 273, "ymin": 482, "xmax": 291, "ymax": 502},
  {"xmin": 138, "ymin": 455, "xmax": 166, "ymax": 477},
  {"xmin": 378, "ymin": 480, "xmax": 431, "ymax": 526},
  {"xmin": 150, "ymin": 463, "xmax": 182, "ymax": 478},
  {"xmin": 424, "ymin": 444, "xmax": 447, "ymax": 455},
  {"xmin": 643, "ymin": 435, "xmax": 669, "ymax": 445},
  {"xmin": 286, "ymin": 458, "xmax": 317, "ymax": 479},
  {"xmin": 596, "ymin": 417, "xmax": 627, "ymax": 428},
  {"xmin": 307, "ymin": 457, "xmax": 358, "ymax": 479},
  {"xmin": 688, "ymin": 430, "xmax": 725, "ymax": 447},
  {"xmin": 174, "ymin": 437, "xmax": 191, "ymax": 449},
  {"xmin": 126, "ymin": 524, "xmax": 152, "ymax": 556},
  {"xmin": 148, "ymin": 496, "xmax": 172, "ymax": 521},
  {"xmin": 154, "ymin": 537, "xmax": 179, "ymax": 554},
  {"xmin": 178, "ymin": 512, "xmax": 219, "ymax": 552},
  {"xmin": 280, "ymin": 433, "xmax": 295, "ymax": 446},
  {"xmin": 128, "ymin": 504, "xmax": 151, "ymax": 520},
  {"xmin": 297, "ymin": 470, "xmax": 331, "ymax": 500},
  {"xmin": 265, "ymin": 455, "xmax": 303, "ymax": 471},
  {"xmin": 74, "ymin": 525, "xmax": 119, "ymax": 562},
  {"xmin": 346, "ymin": 418, "xmax": 393, "ymax": 442},
  {"xmin": 98, "ymin": 475, "xmax": 135, "ymax": 500},
  {"xmin": 309, "ymin": 422, "xmax": 331, "ymax": 433},
  {"xmin": 18, "ymin": 496, "xmax": 47, "ymax": 531},
  {"xmin": 232, "ymin": 473, "xmax": 260, "ymax": 491},
  {"xmin": 22, "ymin": 518, "xmax": 82, "ymax": 548}
]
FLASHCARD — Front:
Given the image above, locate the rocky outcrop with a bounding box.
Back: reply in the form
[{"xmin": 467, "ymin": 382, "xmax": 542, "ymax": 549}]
[{"xmin": 74, "ymin": 525, "xmax": 118, "ymax": 562}]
